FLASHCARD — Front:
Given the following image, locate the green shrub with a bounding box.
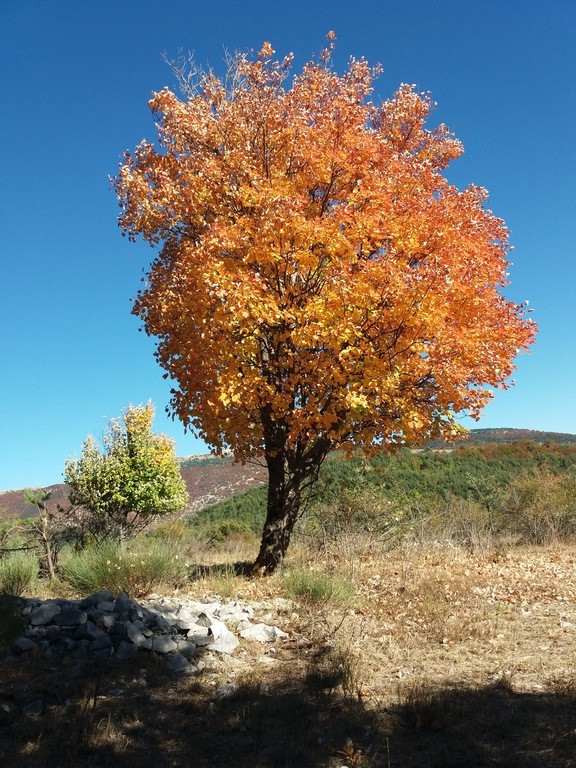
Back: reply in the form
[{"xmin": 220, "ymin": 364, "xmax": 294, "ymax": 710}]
[
  {"xmin": 61, "ymin": 538, "xmax": 187, "ymax": 597},
  {"xmin": 0, "ymin": 553, "xmax": 38, "ymax": 596},
  {"xmin": 283, "ymin": 569, "xmax": 355, "ymax": 606},
  {"xmin": 187, "ymin": 485, "xmax": 267, "ymax": 543}
]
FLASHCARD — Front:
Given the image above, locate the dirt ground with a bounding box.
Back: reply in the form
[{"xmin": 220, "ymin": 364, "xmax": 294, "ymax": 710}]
[{"xmin": 1, "ymin": 542, "xmax": 576, "ymax": 767}]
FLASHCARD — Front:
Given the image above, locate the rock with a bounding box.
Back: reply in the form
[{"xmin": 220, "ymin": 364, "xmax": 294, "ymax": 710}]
[
  {"xmin": 152, "ymin": 614, "xmax": 174, "ymax": 633},
  {"xmin": 140, "ymin": 636, "xmax": 178, "ymax": 653},
  {"xmin": 239, "ymin": 624, "xmax": 288, "ymax": 643},
  {"xmin": 125, "ymin": 622, "xmax": 147, "ymax": 645},
  {"xmin": 90, "ymin": 634, "xmax": 113, "ymax": 656},
  {"xmin": 12, "ymin": 637, "xmax": 36, "ymax": 654},
  {"xmin": 195, "ymin": 612, "xmax": 213, "ymax": 628},
  {"xmin": 44, "ymin": 625, "xmax": 62, "ymax": 641},
  {"xmin": 207, "ymin": 620, "xmax": 239, "ymax": 654},
  {"xmin": 218, "ymin": 602, "xmax": 253, "ymax": 624},
  {"xmin": 54, "ymin": 609, "xmax": 87, "ymax": 627},
  {"xmin": 115, "ymin": 641, "xmax": 139, "ymax": 661},
  {"xmin": 79, "ymin": 590, "xmax": 114, "ymax": 609},
  {"xmin": 75, "ymin": 621, "xmax": 106, "ymax": 641},
  {"xmin": 7, "ymin": 591, "xmax": 289, "ymax": 673},
  {"xmin": 188, "ymin": 632, "xmax": 212, "ymax": 647},
  {"xmin": 29, "ymin": 602, "xmax": 61, "ymax": 626},
  {"xmin": 167, "ymin": 652, "xmax": 193, "ymax": 676},
  {"xmin": 97, "ymin": 601, "xmax": 116, "ymax": 613},
  {"xmin": 175, "ymin": 639, "xmax": 197, "ymax": 659}
]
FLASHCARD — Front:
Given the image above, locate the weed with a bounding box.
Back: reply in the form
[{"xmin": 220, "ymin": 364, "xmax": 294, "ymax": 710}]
[
  {"xmin": 283, "ymin": 568, "xmax": 355, "ymax": 607},
  {"xmin": 61, "ymin": 537, "xmax": 187, "ymax": 596},
  {"xmin": 0, "ymin": 552, "xmax": 38, "ymax": 595}
]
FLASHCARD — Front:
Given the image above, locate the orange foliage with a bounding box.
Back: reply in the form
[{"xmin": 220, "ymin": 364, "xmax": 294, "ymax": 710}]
[{"xmin": 115, "ymin": 40, "xmax": 536, "ymax": 461}]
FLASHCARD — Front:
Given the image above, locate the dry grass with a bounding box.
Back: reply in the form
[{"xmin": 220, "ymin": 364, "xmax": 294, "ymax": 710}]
[{"xmin": 2, "ymin": 536, "xmax": 576, "ymax": 766}]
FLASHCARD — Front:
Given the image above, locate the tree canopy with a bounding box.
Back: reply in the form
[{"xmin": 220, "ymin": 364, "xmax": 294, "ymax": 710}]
[
  {"xmin": 115, "ymin": 38, "xmax": 536, "ymax": 571},
  {"xmin": 64, "ymin": 403, "xmax": 189, "ymax": 540}
]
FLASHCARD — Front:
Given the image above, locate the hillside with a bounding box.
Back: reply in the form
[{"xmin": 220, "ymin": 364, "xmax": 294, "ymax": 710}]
[
  {"xmin": 429, "ymin": 427, "xmax": 576, "ymax": 447},
  {"xmin": 2, "ymin": 428, "xmax": 575, "ymax": 521},
  {"xmin": 0, "ymin": 459, "xmax": 266, "ymax": 522}
]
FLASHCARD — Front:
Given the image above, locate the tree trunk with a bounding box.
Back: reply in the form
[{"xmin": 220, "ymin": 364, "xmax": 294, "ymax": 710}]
[
  {"xmin": 39, "ymin": 515, "xmax": 57, "ymax": 581},
  {"xmin": 253, "ymin": 452, "xmax": 302, "ymax": 575}
]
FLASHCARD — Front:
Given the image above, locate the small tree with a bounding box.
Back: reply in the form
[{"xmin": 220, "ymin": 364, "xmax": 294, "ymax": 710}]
[
  {"xmin": 115, "ymin": 38, "xmax": 536, "ymax": 572},
  {"xmin": 22, "ymin": 488, "xmax": 59, "ymax": 579},
  {"xmin": 64, "ymin": 403, "xmax": 189, "ymax": 540}
]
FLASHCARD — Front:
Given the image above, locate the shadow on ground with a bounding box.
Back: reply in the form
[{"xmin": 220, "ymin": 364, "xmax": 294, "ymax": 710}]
[{"xmin": 1, "ymin": 642, "xmax": 576, "ymax": 768}]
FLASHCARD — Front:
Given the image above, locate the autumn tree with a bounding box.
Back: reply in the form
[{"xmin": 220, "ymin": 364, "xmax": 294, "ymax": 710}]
[
  {"xmin": 64, "ymin": 403, "xmax": 189, "ymax": 541},
  {"xmin": 115, "ymin": 39, "xmax": 536, "ymax": 573}
]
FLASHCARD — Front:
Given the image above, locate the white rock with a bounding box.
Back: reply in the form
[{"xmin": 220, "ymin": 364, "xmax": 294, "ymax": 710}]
[
  {"xmin": 239, "ymin": 624, "xmax": 288, "ymax": 643},
  {"xmin": 207, "ymin": 619, "xmax": 239, "ymax": 654}
]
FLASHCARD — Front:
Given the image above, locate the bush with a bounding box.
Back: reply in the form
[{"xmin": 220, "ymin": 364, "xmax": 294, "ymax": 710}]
[
  {"xmin": 0, "ymin": 553, "xmax": 38, "ymax": 596},
  {"xmin": 187, "ymin": 485, "xmax": 267, "ymax": 544},
  {"xmin": 61, "ymin": 538, "xmax": 187, "ymax": 597},
  {"xmin": 495, "ymin": 470, "xmax": 576, "ymax": 544},
  {"xmin": 283, "ymin": 569, "xmax": 355, "ymax": 607}
]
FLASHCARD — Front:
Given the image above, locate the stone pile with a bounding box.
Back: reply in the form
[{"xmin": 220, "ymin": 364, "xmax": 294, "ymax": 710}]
[{"xmin": 6, "ymin": 590, "xmax": 289, "ymax": 675}]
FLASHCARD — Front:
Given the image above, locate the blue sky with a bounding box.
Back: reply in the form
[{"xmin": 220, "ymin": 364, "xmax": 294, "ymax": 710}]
[{"xmin": 1, "ymin": 0, "xmax": 575, "ymax": 490}]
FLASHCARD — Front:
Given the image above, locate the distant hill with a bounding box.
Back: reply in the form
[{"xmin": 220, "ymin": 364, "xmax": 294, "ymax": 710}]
[
  {"xmin": 0, "ymin": 458, "xmax": 266, "ymax": 522},
  {"xmin": 2, "ymin": 429, "xmax": 575, "ymax": 521},
  {"xmin": 427, "ymin": 428, "xmax": 576, "ymax": 448}
]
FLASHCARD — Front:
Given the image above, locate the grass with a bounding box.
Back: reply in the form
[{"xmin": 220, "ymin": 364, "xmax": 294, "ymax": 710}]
[
  {"xmin": 3, "ymin": 443, "xmax": 576, "ymax": 765},
  {"xmin": 0, "ymin": 552, "xmax": 38, "ymax": 596},
  {"xmin": 2, "ymin": 536, "xmax": 576, "ymax": 766},
  {"xmin": 283, "ymin": 568, "xmax": 355, "ymax": 607},
  {"xmin": 2, "ymin": 540, "xmax": 576, "ymax": 766},
  {"xmin": 60, "ymin": 538, "xmax": 187, "ymax": 597}
]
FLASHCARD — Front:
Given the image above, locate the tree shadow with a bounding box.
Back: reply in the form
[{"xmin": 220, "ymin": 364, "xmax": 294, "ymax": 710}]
[
  {"xmin": 188, "ymin": 560, "xmax": 255, "ymax": 578},
  {"xmin": 386, "ymin": 678, "xmax": 576, "ymax": 767},
  {"xmin": 1, "ymin": 643, "xmax": 576, "ymax": 767}
]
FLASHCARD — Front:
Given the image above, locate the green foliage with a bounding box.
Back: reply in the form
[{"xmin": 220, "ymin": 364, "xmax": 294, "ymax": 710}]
[
  {"xmin": 0, "ymin": 553, "xmax": 38, "ymax": 596},
  {"xmin": 187, "ymin": 485, "xmax": 267, "ymax": 544},
  {"xmin": 61, "ymin": 538, "xmax": 187, "ymax": 597},
  {"xmin": 283, "ymin": 569, "xmax": 355, "ymax": 606},
  {"xmin": 64, "ymin": 402, "xmax": 189, "ymax": 540},
  {"xmin": 304, "ymin": 490, "xmax": 407, "ymax": 549},
  {"xmin": 313, "ymin": 443, "xmax": 576, "ymax": 510},
  {"xmin": 185, "ymin": 442, "xmax": 576, "ymax": 550},
  {"xmin": 178, "ymin": 455, "xmax": 230, "ymax": 469}
]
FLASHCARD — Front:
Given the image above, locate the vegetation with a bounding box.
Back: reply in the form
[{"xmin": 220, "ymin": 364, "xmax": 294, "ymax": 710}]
[
  {"xmin": 61, "ymin": 538, "xmax": 187, "ymax": 597},
  {"xmin": 187, "ymin": 442, "xmax": 576, "ymax": 552},
  {"xmin": 0, "ymin": 552, "xmax": 38, "ymax": 596},
  {"xmin": 115, "ymin": 38, "xmax": 535, "ymax": 573},
  {"xmin": 186, "ymin": 485, "xmax": 267, "ymax": 543},
  {"xmin": 64, "ymin": 403, "xmax": 189, "ymax": 541},
  {"xmin": 1, "ymin": 440, "xmax": 576, "ymax": 766},
  {"xmin": 283, "ymin": 569, "xmax": 355, "ymax": 607}
]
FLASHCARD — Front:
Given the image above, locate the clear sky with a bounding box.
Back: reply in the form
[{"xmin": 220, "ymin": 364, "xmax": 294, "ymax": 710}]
[{"xmin": 1, "ymin": 0, "xmax": 575, "ymax": 490}]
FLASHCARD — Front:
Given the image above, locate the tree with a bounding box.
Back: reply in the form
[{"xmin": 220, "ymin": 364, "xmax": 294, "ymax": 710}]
[
  {"xmin": 64, "ymin": 403, "xmax": 189, "ymax": 540},
  {"xmin": 114, "ymin": 38, "xmax": 536, "ymax": 573},
  {"xmin": 22, "ymin": 488, "xmax": 59, "ymax": 579}
]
